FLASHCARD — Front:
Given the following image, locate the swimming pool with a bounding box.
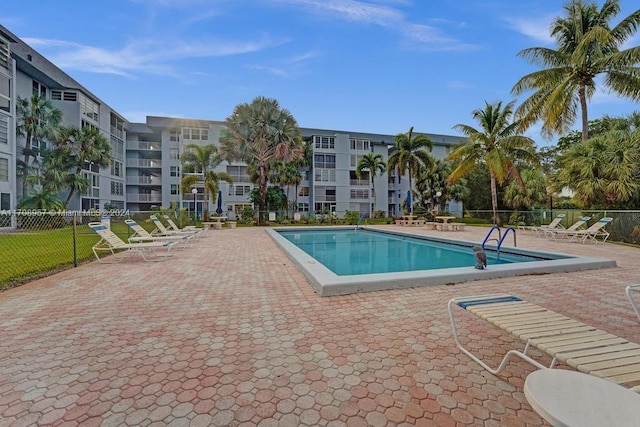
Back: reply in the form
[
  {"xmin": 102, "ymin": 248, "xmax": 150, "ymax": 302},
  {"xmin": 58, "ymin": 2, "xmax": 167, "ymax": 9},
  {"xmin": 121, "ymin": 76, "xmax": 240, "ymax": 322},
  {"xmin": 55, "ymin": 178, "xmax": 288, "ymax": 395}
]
[{"xmin": 267, "ymin": 226, "xmax": 617, "ymax": 296}]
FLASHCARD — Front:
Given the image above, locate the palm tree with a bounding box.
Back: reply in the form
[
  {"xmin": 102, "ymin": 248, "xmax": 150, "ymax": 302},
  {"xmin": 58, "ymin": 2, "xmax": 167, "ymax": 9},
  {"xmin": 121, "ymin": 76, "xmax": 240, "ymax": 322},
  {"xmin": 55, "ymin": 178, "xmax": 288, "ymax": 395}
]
[
  {"xmin": 503, "ymin": 168, "xmax": 548, "ymax": 209},
  {"xmin": 16, "ymin": 94, "xmax": 63, "ymax": 195},
  {"xmin": 52, "ymin": 126, "xmax": 112, "ymax": 207},
  {"xmin": 355, "ymin": 153, "xmax": 386, "ymax": 218},
  {"xmin": 554, "ymin": 116, "xmax": 640, "ymax": 208},
  {"xmin": 512, "ymin": 0, "xmax": 640, "ymax": 141},
  {"xmin": 180, "ymin": 143, "xmax": 233, "ymax": 219},
  {"xmin": 18, "ymin": 189, "xmax": 65, "ymax": 211},
  {"xmin": 272, "ymin": 161, "xmax": 302, "ymax": 216},
  {"xmin": 449, "ymin": 100, "xmax": 539, "ymax": 225},
  {"xmin": 414, "ymin": 160, "xmax": 451, "ymax": 213},
  {"xmin": 387, "ymin": 127, "xmax": 434, "ymax": 194},
  {"xmin": 220, "ymin": 96, "xmax": 303, "ymax": 225}
]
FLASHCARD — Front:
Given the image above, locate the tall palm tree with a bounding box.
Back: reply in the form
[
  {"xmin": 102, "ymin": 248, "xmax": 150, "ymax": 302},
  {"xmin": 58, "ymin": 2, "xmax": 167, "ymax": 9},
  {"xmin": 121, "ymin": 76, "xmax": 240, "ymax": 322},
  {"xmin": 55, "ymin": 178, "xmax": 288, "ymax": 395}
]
[
  {"xmin": 503, "ymin": 168, "xmax": 548, "ymax": 209},
  {"xmin": 387, "ymin": 127, "xmax": 434, "ymax": 194},
  {"xmin": 16, "ymin": 94, "xmax": 63, "ymax": 195},
  {"xmin": 52, "ymin": 126, "xmax": 112, "ymax": 207},
  {"xmin": 220, "ymin": 96, "xmax": 303, "ymax": 225},
  {"xmin": 449, "ymin": 100, "xmax": 539, "ymax": 224},
  {"xmin": 272, "ymin": 161, "xmax": 302, "ymax": 216},
  {"xmin": 180, "ymin": 143, "xmax": 233, "ymax": 219},
  {"xmin": 512, "ymin": 0, "xmax": 640, "ymax": 141},
  {"xmin": 355, "ymin": 153, "xmax": 386, "ymax": 218}
]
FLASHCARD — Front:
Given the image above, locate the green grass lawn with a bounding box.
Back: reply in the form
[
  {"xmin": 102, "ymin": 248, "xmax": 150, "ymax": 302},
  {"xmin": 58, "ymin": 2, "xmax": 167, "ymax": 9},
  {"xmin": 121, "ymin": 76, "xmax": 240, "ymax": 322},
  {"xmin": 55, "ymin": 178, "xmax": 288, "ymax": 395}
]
[{"xmin": 0, "ymin": 222, "xmax": 142, "ymax": 290}]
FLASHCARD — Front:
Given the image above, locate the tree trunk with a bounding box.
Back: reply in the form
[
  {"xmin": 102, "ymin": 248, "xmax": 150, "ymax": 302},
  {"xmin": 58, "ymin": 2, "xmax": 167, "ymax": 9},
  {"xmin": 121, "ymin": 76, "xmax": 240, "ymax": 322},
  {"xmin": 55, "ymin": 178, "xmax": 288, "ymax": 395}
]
[
  {"xmin": 370, "ymin": 179, "xmax": 374, "ymax": 219},
  {"xmin": 22, "ymin": 131, "xmax": 33, "ymax": 197},
  {"xmin": 259, "ymin": 161, "xmax": 267, "ymax": 225},
  {"xmin": 490, "ymin": 171, "xmax": 499, "ymax": 225},
  {"xmin": 579, "ymin": 84, "xmax": 589, "ymax": 142}
]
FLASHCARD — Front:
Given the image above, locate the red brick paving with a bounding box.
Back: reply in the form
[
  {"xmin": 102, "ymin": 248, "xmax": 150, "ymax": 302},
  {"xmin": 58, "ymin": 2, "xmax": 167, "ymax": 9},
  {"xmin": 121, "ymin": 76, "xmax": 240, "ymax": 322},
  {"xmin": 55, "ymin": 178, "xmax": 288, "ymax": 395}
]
[{"xmin": 1, "ymin": 225, "xmax": 639, "ymax": 426}]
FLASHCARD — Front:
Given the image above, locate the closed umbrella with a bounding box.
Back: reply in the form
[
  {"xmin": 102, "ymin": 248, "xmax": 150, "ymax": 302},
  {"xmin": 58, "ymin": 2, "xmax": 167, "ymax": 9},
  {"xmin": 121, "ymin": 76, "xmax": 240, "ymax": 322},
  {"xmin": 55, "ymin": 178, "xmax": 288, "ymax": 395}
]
[
  {"xmin": 216, "ymin": 190, "xmax": 223, "ymax": 214},
  {"xmin": 406, "ymin": 190, "xmax": 412, "ymax": 213}
]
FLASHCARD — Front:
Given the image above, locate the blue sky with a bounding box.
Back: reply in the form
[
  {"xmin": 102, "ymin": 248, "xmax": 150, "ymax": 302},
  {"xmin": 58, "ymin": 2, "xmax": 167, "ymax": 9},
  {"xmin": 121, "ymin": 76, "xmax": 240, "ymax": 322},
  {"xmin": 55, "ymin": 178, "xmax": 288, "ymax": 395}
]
[{"xmin": 3, "ymin": 0, "xmax": 639, "ymax": 146}]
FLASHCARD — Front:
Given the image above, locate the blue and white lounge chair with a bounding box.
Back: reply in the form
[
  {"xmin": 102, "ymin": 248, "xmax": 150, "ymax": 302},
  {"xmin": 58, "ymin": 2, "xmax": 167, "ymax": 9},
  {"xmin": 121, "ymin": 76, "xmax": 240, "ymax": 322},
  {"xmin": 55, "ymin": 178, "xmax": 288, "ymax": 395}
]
[{"xmin": 89, "ymin": 222, "xmax": 177, "ymax": 263}]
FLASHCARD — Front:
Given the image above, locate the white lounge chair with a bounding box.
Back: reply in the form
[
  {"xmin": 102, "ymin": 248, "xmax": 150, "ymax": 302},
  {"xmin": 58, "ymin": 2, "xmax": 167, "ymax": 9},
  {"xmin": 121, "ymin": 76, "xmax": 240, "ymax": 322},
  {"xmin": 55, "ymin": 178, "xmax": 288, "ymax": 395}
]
[
  {"xmin": 626, "ymin": 285, "xmax": 640, "ymax": 321},
  {"xmin": 448, "ymin": 294, "xmax": 640, "ymax": 392},
  {"xmin": 521, "ymin": 214, "xmax": 565, "ymax": 237},
  {"xmin": 550, "ymin": 217, "xmax": 613, "ymax": 244},
  {"xmin": 163, "ymin": 215, "xmax": 204, "ymax": 238},
  {"xmin": 124, "ymin": 219, "xmax": 192, "ymax": 248},
  {"xmin": 544, "ymin": 216, "xmax": 591, "ymax": 240},
  {"xmin": 150, "ymin": 215, "xmax": 199, "ymax": 237},
  {"xmin": 89, "ymin": 222, "xmax": 177, "ymax": 263}
]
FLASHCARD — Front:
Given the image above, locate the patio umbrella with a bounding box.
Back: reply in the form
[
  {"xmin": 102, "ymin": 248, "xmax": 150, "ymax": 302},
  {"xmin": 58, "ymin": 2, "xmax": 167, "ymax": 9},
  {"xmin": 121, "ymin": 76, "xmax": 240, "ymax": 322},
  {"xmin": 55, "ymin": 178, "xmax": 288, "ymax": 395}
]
[
  {"xmin": 216, "ymin": 190, "xmax": 223, "ymax": 214},
  {"xmin": 406, "ymin": 190, "xmax": 412, "ymax": 213}
]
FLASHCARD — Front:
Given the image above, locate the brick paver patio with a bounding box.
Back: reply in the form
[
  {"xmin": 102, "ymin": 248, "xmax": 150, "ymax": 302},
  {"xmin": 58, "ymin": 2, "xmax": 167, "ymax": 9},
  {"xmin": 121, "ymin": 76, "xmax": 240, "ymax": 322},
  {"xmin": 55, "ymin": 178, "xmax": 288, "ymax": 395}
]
[{"xmin": 1, "ymin": 225, "xmax": 639, "ymax": 426}]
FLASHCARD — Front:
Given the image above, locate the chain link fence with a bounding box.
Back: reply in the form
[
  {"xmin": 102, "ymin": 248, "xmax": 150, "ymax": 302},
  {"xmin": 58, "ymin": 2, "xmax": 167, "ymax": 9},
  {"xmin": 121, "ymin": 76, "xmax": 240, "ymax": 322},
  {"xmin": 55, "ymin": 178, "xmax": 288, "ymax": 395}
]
[{"xmin": 1, "ymin": 209, "xmax": 639, "ymax": 290}]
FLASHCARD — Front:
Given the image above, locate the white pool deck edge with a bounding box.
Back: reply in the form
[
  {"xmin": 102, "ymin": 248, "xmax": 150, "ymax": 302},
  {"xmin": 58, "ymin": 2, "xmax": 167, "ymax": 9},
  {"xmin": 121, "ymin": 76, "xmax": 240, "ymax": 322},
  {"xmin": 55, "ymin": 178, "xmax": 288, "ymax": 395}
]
[{"xmin": 267, "ymin": 226, "xmax": 618, "ymax": 297}]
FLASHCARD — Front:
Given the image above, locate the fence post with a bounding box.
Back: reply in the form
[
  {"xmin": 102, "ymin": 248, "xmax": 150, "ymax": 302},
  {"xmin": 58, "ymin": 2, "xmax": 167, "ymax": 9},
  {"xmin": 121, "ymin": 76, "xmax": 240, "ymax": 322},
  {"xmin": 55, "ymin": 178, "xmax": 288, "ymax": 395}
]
[{"xmin": 72, "ymin": 214, "xmax": 78, "ymax": 268}]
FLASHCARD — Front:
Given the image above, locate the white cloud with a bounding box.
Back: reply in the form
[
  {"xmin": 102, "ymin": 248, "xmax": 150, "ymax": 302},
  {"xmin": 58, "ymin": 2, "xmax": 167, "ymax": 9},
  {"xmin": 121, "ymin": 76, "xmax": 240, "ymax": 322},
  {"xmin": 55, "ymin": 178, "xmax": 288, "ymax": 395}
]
[
  {"xmin": 23, "ymin": 36, "xmax": 284, "ymax": 78},
  {"xmin": 503, "ymin": 14, "xmax": 555, "ymax": 44},
  {"xmin": 446, "ymin": 80, "xmax": 473, "ymax": 90}
]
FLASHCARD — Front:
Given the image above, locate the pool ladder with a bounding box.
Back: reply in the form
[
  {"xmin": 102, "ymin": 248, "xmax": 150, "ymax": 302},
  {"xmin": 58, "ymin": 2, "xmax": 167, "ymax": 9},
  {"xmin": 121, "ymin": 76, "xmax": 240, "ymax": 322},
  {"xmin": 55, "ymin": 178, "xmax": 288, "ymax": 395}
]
[
  {"xmin": 355, "ymin": 215, "xmax": 367, "ymax": 230},
  {"xmin": 482, "ymin": 226, "xmax": 517, "ymax": 258}
]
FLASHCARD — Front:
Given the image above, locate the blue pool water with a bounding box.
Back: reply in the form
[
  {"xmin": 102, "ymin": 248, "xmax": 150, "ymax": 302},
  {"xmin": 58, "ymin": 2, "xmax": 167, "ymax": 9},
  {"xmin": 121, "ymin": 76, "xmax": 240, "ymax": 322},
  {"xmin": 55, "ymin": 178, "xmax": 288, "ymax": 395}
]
[{"xmin": 278, "ymin": 229, "xmax": 544, "ymax": 276}]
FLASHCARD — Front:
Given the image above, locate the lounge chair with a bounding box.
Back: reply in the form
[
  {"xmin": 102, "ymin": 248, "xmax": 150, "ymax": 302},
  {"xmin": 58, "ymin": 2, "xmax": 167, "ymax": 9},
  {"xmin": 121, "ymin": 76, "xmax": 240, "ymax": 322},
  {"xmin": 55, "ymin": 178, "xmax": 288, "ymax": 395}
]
[
  {"xmin": 124, "ymin": 219, "xmax": 192, "ymax": 248},
  {"xmin": 550, "ymin": 217, "xmax": 613, "ymax": 244},
  {"xmin": 448, "ymin": 294, "xmax": 640, "ymax": 392},
  {"xmin": 544, "ymin": 216, "xmax": 591, "ymax": 240},
  {"xmin": 150, "ymin": 215, "xmax": 199, "ymax": 237},
  {"xmin": 627, "ymin": 285, "xmax": 640, "ymax": 321},
  {"xmin": 163, "ymin": 215, "xmax": 204, "ymax": 238},
  {"xmin": 521, "ymin": 214, "xmax": 566, "ymax": 237},
  {"xmin": 89, "ymin": 222, "xmax": 177, "ymax": 263}
]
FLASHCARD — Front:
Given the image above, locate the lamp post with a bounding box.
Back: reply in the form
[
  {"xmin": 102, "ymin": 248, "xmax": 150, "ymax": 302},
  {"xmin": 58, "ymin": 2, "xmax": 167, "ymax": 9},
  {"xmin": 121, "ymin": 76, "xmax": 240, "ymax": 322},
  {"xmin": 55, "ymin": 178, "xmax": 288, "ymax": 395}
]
[
  {"xmin": 191, "ymin": 188, "xmax": 198, "ymax": 221},
  {"xmin": 435, "ymin": 191, "xmax": 442, "ymax": 215}
]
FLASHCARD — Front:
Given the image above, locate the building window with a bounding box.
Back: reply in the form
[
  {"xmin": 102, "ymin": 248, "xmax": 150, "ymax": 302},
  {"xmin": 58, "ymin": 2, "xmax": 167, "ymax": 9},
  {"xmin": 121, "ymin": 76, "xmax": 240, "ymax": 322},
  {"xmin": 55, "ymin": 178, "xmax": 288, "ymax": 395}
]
[
  {"xmin": 170, "ymin": 166, "xmax": 180, "ymax": 177},
  {"xmin": 170, "ymin": 184, "xmax": 179, "ymax": 195},
  {"xmin": 111, "ymin": 137, "xmax": 124, "ymax": 160},
  {"xmin": 350, "ymin": 139, "xmax": 370, "ymax": 151},
  {"xmin": 227, "ymin": 165, "xmax": 250, "ymax": 182},
  {"xmin": 0, "ymin": 157, "xmax": 8, "ymax": 181},
  {"xmin": 83, "ymin": 172, "xmax": 99, "ymax": 197},
  {"xmin": 0, "ymin": 36, "xmax": 9, "ymax": 70},
  {"xmin": 79, "ymin": 94, "xmax": 99, "ymax": 122},
  {"xmin": 299, "ymin": 187, "xmax": 309, "ymax": 197},
  {"xmin": 0, "ymin": 114, "xmax": 8, "ymax": 144},
  {"xmin": 297, "ymin": 202, "xmax": 309, "ymax": 212},
  {"xmin": 32, "ymin": 80, "xmax": 47, "ymax": 98},
  {"xmin": 314, "ymin": 169, "xmax": 336, "ymax": 182},
  {"xmin": 111, "ymin": 160, "xmax": 123, "ymax": 177},
  {"xmin": 229, "ymin": 185, "xmax": 251, "ymax": 196},
  {"xmin": 314, "ymin": 154, "xmax": 335, "ymax": 169},
  {"xmin": 350, "ymin": 154, "xmax": 365, "ymax": 168},
  {"xmin": 182, "ymin": 127, "xmax": 209, "ymax": 141},
  {"xmin": 313, "ymin": 135, "xmax": 335, "ymax": 150},
  {"xmin": 83, "ymin": 161, "xmax": 99, "ymax": 173},
  {"xmin": 169, "ymin": 129, "xmax": 180, "ymax": 141},
  {"xmin": 169, "ymin": 148, "xmax": 179, "ymax": 160},
  {"xmin": 51, "ymin": 90, "xmax": 78, "ymax": 101},
  {"xmin": 0, "ymin": 192, "xmax": 9, "ymax": 210},
  {"xmin": 350, "ymin": 189, "xmax": 369, "ymax": 199},
  {"xmin": 0, "ymin": 74, "xmax": 10, "ymax": 113},
  {"xmin": 110, "ymin": 181, "xmax": 124, "ymax": 196}
]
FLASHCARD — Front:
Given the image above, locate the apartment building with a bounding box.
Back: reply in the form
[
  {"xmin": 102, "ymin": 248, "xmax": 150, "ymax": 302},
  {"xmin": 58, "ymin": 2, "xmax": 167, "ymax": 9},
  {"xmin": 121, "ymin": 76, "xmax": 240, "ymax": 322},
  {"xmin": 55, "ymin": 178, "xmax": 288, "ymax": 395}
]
[{"xmin": 2, "ymin": 24, "xmax": 463, "ymax": 220}]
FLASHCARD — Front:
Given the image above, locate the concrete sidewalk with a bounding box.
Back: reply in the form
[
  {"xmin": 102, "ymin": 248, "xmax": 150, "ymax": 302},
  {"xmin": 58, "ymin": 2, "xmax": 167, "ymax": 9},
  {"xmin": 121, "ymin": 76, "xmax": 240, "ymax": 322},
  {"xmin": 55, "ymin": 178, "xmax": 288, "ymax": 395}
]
[{"xmin": 1, "ymin": 225, "xmax": 639, "ymax": 426}]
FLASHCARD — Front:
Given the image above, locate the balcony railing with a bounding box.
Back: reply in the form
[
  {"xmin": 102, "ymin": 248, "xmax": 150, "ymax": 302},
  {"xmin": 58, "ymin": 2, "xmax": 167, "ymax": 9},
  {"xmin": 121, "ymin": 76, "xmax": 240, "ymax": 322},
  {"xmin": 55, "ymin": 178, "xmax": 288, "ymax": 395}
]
[
  {"xmin": 350, "ymin": 179, "xmax": 369, "ymax": 186},
  {"xmin": 128, "ymin": 141, "xmax": 161, "ymax": 151},
  {"xmin": 314, "ymin": 196, "xmax": 337, "ymax": 202},
  {"xmin": 126, "ymin": 159, "xmax": 161, "ymax": 168},
  {"xmin": 126, "ymin": 176, "xmax": 161, "ymax": 185},
  {"xmin": 126, "ymin": 194, "xmax": 162, "ymax": 202}
]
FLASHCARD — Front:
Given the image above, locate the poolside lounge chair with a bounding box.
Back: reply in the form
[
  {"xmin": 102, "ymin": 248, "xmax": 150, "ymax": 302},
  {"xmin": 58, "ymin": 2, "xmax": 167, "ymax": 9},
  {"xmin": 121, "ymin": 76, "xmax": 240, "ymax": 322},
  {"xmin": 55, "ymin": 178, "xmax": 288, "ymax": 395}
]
[
  {"xmin": 544, "ymin": 216, "xmax": 591, "ymax": 240},
  {"xmin": 627, "ymin": 285, "xmax": 640, "ymax": 322},
  {"xmin": 550, "ymin": 217, "xmax": 613, "ymax": 244},
  {"xmin": 150, "ymin": 215, "xmax": 199, "ymax": 237},
  {"xmin": 163, "ymin": 215, "xmax": 204, "ymax": 238},
  {"xmin": 521, "ymin": 214, "xmax": 565, "ymax": 237},
  {"xmin": 89, "ymin": 222, "xmax": 177, "ymax": 263},
  {"xmin": 124, "ymin": 219, "xmax": 192, "ymax": 248},
  {"xmin": 448, "ymin": 294, "xmax": 640, "ymax": 392}
]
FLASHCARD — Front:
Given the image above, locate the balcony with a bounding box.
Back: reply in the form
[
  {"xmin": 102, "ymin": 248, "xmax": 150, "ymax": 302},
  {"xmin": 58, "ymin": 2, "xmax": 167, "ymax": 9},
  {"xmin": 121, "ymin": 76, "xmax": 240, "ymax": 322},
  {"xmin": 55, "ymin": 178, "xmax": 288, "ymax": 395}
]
[
  {"xmin": 126, "ymin": 159, "xmax": 161, "ymax": 168},
  {"xmin": 350, "ymin": 179, "xmax": 369, "ymax": 186},
  {"xmin": 126, "ymin": 193, "xmax": 162, "ymax": 203},
  {"xmin": 127, "ymin": 176, "xmax": 161, "ymax": 185},
  {"xmin": 128, "ymin": 141, "xmax": 161, "ymax": 151}
]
